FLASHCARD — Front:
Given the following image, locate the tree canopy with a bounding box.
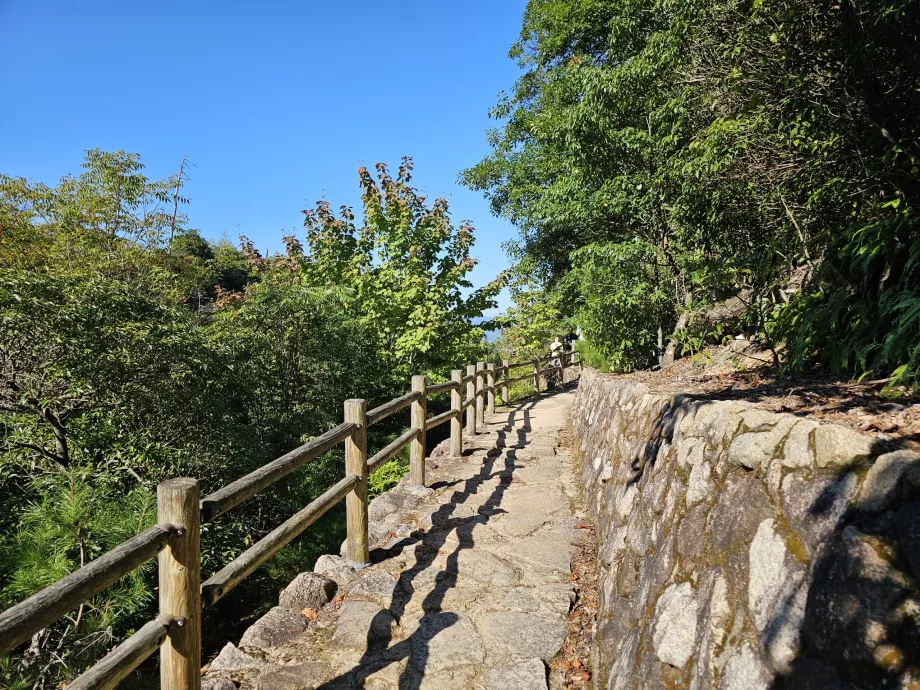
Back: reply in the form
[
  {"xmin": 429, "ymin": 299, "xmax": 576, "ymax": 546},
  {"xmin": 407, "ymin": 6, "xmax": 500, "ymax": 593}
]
[
  {"xmin": 464, "ymin": 0, "xmax": 920, "ymax": 383},
  {"xmin": 0, "ymin": 151, "xmax": 494, "ymax": 687}
]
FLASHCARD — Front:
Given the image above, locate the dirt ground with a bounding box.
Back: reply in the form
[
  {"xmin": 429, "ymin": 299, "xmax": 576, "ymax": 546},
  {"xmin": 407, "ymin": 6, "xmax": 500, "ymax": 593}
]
[
  {"xmin": 550, "ymin": 425, "xmax": 598, "ymax": 690},
  {"xmin": 602, "ymin": 340, "xmax": 920, "ymax": 453}
]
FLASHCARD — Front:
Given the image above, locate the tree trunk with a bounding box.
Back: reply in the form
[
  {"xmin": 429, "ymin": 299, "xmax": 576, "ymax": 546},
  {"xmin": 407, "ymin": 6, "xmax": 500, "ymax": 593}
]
[{"xmin": 661, "ymin": 290, "xmax": 692, "ymax": 368}]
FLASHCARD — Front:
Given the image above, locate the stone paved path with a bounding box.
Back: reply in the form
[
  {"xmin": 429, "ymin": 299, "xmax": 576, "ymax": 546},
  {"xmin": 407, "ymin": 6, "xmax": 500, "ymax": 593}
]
[{"xmin": 205, "ymin": 387, "xmax": 582, "ymax": 690}]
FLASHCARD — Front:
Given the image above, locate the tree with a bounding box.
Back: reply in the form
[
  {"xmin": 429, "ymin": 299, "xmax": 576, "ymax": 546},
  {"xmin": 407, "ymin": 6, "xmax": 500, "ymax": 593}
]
[
  {"xmin": 464, "ymin": 0, "xmax": 920, "ymax": 384},
  {"xmin": 300, "ymin": 157, "xmax": 504, "ymax": 381}
]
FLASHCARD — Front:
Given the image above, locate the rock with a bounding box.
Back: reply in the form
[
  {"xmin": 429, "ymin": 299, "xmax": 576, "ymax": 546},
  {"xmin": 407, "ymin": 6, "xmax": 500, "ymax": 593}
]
[
  {"xmin": 676, "ymin": 438, "xmax": 705, "ymax": 468},
  {"xmin": 748, "ymin": 519, "xmax": 808, "ymax": 671},
  {"xmin": 202, "ymin": 678, "xmax": 237, "ymax": 690},
  {"xmin": 209, "ymin": 643, "xmax": 264, "ymax": 672},
  {"xmin": 239, "ymin": 606, "xmax": 307, "ymax": 649},
  {"xmin": 780, "ymin": 471, "xmax": 856, "ymax": 554},
  {"xmin": 409, "ymin": 612, "xmax": 485, "ymax": 673},
  {"xmin": 252, "ymin": 661, "xmax": 332, "ymax": 689},
  {"xmin": 781, "ymin": 421, "xmax": 818, "ymax": 469},
  {"xmin": 331, "ymin": 601, "xmax": 395, "ymax": 651},
  {"xmin": 480, "ymin": 658, "xmax": 548, "ymax": 689},
  {"xmin": 686, "ymin": 460, "xmax": 714, "ymax": 506},
  {"xmin": 480, "ymin": 611, "xmax": 565, "ymax": 660},
  {"xmin": 651, "ymin": 582, "xmax": 699, "ymax": 668},
  {"xmin": 814, "ymin": 425, "xmax": 874, "ymax": 468},
  {"xmin": 896, "ymin": 500, "xmax": 920, "ymax": 580},
  {"xmin": 616, "ymin": 550, "xmax": 638, "ymax": 598},
  {"xmin": 505, "ymin": 529, "xmax": 574, "ymax": 579},
  {"xmin": 709, "ymin": 475, "xmax": 774, "ymax": 554},
  {"xmin": 608, "ymin": 630, "xmax": 640, "ymax": 690},
  {"xmin": 781, "ymin": 657, "xmax": 851, "ymax": 690},
  {"xmin": 720, "ymin": 643, "xmax": 772, "ymax": 690},
  {"xmin": 453, "ymin": 549, "xmax": 519, "ymax": 586},
  {"xmin": 802, "ymin": 526, "xmax": 912, "ymax": 665},
  {"xmin": 728, "ymin": 429, "xmax": 780, "ymax": 470},
  {"xmin": 690, "ymin": 568, "xmax": 731, "ymax": 689},
  {"xmin": 677, "ymin": 502, "xmax": 709, "ymax": 563},
  {"xmin": 279, "ymin": 572, "xmax": 337, "ymax": 612},
  {"xmin": 858, "ymin": 450, "xmax": 920, "ymax": 512},
  {"xmin": 345, "ymin": 570, "xmax": 398, "ymax": 608},
  {"xmin": 313, "ymin": 554, "xmax": 358, "ymax": 588}
]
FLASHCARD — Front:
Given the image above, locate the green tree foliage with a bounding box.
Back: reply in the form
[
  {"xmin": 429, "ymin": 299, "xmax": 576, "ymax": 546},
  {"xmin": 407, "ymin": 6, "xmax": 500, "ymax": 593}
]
[
  {"xmin": 464, "ymin": 0, "xmax": 920, "ymax": 382},
  {"xmin": 300, "ymin": 157, "xmax": 503, "ymax": 381},
  {"xmin": 0, "ymin": 151, "xmax": 493, "ymax": 686}
]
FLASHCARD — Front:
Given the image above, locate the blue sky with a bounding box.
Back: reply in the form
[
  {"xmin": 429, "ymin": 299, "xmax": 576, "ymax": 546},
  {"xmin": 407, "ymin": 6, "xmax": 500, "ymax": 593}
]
[{"xmin": 0, "ymin": 0, "xmax": 526, "ymax": 312}]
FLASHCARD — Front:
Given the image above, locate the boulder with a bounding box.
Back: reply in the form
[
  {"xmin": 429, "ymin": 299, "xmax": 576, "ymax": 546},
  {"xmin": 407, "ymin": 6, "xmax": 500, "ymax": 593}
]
[
  {"xmin": 313, "ymin": 554, "xmax": 358, "ymax": 588},
  {"xmin": 652, "ymin": 582, "xmax": 699, "ymax": 668},
  {"xmin": 209, "ymin": 643, "xmax": 264, "ymax": 672},
  {"xmin": 279, "ymin": 572, "xmax": 337, "ymax": 613},
  {"xmin": 239, "ymin": 606, "xmax": 307, "ymax": 649}
]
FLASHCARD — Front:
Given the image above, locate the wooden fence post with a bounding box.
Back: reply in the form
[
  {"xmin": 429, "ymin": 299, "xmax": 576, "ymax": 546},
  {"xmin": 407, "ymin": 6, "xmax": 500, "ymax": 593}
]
[
  {"xmin": 158, "ymin": 478, "xmax": 201, "ymax": 690},
  {"xmin": 450, "ymin": 369, "xmax": 463, "ymax": 457},
  {"xmin": 410, "ymin": 375, "xmax": 427, "ymax": 486},
  {"xmin": 486, "ymin": 363, "xmax": 495, "ymax": 415},
  {"xmin": 465, "ymin": 364, "xmax": 477, "ymax": 436},
  {"xmin": 475, "ymin": 361, "xmax": 485, "ymax": 425},
  {"xmin": 344, "ymin": 399, "xmax": 369, "ymax": 568},
  {"xmin": 533, "ymin": 357, "xmax": 540, "ymax": 396},
  {"xmin": 502, "ymin": 359, "xmax": 510, "ymax": 406}
]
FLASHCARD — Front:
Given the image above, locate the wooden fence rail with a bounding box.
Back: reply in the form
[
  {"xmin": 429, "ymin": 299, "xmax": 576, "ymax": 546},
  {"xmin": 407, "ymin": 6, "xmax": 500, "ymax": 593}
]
[{"xmin": 0, "ymin": 349, "xmax": 580, "ymax": 689}]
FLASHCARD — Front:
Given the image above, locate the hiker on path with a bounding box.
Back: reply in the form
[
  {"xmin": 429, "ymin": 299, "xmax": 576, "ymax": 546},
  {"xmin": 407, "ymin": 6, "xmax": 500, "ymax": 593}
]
[{"xmin": 563, "ymin": 326, "xmax": 578, "ymax": 352}]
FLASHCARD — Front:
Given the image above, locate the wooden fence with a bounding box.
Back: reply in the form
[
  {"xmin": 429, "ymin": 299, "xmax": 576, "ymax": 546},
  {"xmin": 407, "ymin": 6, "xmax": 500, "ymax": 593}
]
[{"xmin": 0, "ymin": 351, "xmax": 581, "ymax": 689}]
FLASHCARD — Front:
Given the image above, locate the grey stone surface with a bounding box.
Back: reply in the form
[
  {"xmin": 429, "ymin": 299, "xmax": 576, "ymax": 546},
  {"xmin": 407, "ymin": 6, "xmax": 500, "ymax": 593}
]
[
  {"xmin": 780, "ymin": 471, "xmax": 856, "ymax": 554},
  {"xmin": 331, "ymin": 601, "xmax": 395, "ymax": 650},
  {"xmin": 279, "ymin": 572, "xmax": 337, "ymax": 612},
  {"xmin": 747, "ymin": 519, "xmax": 807, "ymax": 672},
  {"xmin": 814, "ymin": 424, "xmax": 874, "ymax": 468},
  {"xmin": 210, "ymin": 643, "xmax": 264, "ymax": 672},
  {"xmin": 858, "ymin": 450, "xmax": 920, "ymax": 512},
  {"xmin": 344, "ymin": 569, "xmax": 398, "ymax": 608},
  {"xmin": 480, "ymin": 658, "xmax": 548, "ymax": 689},
  {"xmin": 252, "ymin": 662, "xmax": 331, "ymax": 690},
  {"xmin": 453, "ymin": 549, "xmax": 519, "ymax": 586},
  {"xmin": 239, "ymin": 606, "xmax": 308, "ymax": 649},
  {"xmin": 652, "ymin": 581, "xmax": 699, "ymax": 668},
  {"xmin": 313, "ymin": 554, "xmax": 358, "ymax": 588},
  {"xmin": 202, "ymin": 677, "xmax": 238, "ymax": 690},
  {"xmin": 686, "ymin": 459, "xmax": 714, "ymax": 506},
  {"xmin": 569, "ymin": 368, "xmax": 905, "ymax": 690},
  {"xmin": 721, "ymin": 643, "xmax": 771, "ymax": 690},
  {"xmin": 480, "ymin": 611, "xmax": 566, "ymax": 660},
  {"xmin": 709, "ymin": 475, "xmax": 773, "ymax": 554},
  {"xmin": 410, "ymin": 613, "xmax": 485, "ymax": 672}
]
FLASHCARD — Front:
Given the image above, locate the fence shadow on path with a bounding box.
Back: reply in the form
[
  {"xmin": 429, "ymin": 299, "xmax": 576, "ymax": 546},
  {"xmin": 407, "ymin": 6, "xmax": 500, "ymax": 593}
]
[{"xmin": 316, "ymin": 396, "xmax": 542, "ymax": 689}]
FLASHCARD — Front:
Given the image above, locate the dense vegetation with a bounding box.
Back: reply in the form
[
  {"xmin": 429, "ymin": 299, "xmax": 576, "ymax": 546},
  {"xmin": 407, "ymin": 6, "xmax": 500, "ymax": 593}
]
[
  {"xmin": 465, "ymin": 0, "xmax": 920, "ymax": 386},
  {"xmin": 0, "ymin": 152, "xmax": 498, "ymax": 687}
]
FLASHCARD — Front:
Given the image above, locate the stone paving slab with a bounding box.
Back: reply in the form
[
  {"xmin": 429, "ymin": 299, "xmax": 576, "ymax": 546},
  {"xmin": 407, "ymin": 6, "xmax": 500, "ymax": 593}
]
[{"xmin": 203, "ymin": 388, "xmax": 581, "ymax": 690}]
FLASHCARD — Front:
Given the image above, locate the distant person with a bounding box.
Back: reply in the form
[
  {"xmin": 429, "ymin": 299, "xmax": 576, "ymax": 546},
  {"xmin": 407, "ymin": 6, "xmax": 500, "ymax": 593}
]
[
  {"xmin": 549, "ymin": 336, "xmax": 564, "ymax": 361},
  {"xmin": 563, "ymin": 326, "xmax": 578, "ymax": 352}
]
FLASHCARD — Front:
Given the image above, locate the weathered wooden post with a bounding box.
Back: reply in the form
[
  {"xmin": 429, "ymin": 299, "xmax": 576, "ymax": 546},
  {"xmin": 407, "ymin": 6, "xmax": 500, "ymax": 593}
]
[
  {"xmin": 410, "ymin": 375, "xmax": 427, "ymax": 486},
  {"xmin": 532, "ymin": 357, "xmax": 540, "ymax": 396},
  {"xmin": 502, "ymin": 359, "xmax": 510, "ymax": 406},
  {"xmin": 158, "ymin": 478, "xmax": 201, "ymax": 690},
  {"xmin": 475, "ymin": 361, "xmax": 485, "ymax": 425},
  {"xmin": 486, "ymin": 363, "xmax": 495, "ymax": 415},
  {"xmin": 450, "ymin": 369, "xmax": 463, "ymax": 456},
  {"xmin": 344, "ymin": 399, "xmax": 369, "ymax": 568},
  {"xmin": 465, "ymin": 364, "xmax": 477, "ymax": 436}
]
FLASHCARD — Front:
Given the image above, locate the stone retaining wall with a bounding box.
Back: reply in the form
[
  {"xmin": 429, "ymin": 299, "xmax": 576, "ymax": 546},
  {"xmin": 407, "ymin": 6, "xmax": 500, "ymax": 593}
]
[{"xmin": 571, "ymin": 368, "xmax": 920, "ymax": 690}]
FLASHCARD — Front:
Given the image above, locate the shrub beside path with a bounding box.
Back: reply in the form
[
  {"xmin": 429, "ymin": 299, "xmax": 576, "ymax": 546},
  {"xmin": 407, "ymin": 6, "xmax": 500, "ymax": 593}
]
[{"xmin": 203, "ymin": 388, "xmax": 583, "ymax": 690}]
